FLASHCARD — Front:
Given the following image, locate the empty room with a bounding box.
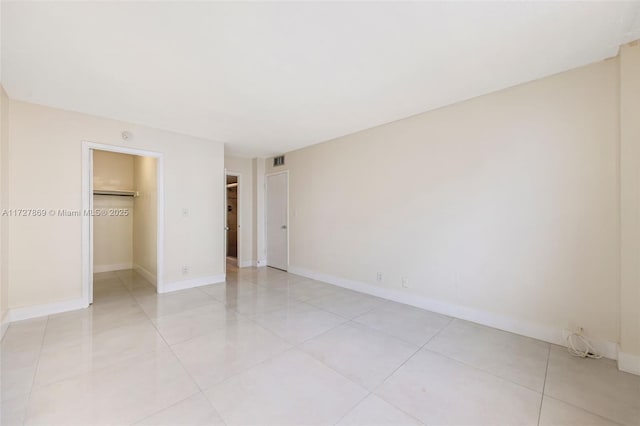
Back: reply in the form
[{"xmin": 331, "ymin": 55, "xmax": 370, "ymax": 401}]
[{"xmin": 0, "ymin": 1, "xmax": 639, "ymax": 425}]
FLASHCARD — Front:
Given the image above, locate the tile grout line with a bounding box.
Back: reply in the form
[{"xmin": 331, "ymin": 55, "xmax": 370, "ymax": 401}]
[
  {"xmin": 422, "ymin": 316, "xmax": 455, "ymax": 347},
  {"xmin": 414, "ymin": 317, "xmax": 559, "ymax": 397},
  {"xmin": 296, "ymin": 301, "xmax": 455, "ymax": 425},
  {"xmin": 21, "ymin": 280, "xmax": 162, "ymax": 393},
  {"xmin": 161, "ymin": 274, "xmax": 305, "ymax": 413},
  {"xmin": 537, "ymin": 347, "xmax": 627, "ymax": 426},
  {"xmin": 362, "ymin": 315, "xmax": 548, "ymax": 426},
  {"xmin": 190, "ymin": 299, "xmax": 345, "ymax": 392},
  {"xmin": 423, "ymin": 323, "xmax": 552, "ymax": 393},
  {"xmin": 419, "ymin": 343, "xmax": 549, "ymax": 395},
  {"xmin": 116, "ymin": 271, "xmax": 226, "ymax": 426},
  {"xmin": 300, "ymin": 280, "xmax": 553, "ymax": 397},
  {"xmin": 100, "ymin": 270, "xmax": 552, "ymax": 425},
  {"xmin": 289, "ymin": 288, "xmax": 450, "ymax": 349},
  {"xmin": 541, "ymin": 395, "xmax": 627, "ymax": 426},
  {"xmin": 21, "ymin": 314, "xmax": 50, "ymax": 425},
  {"xmin": 129, "ymin": 391, "xmax": 227, "ymax": 426},
  {"xmin": 206, "ymin": 271, "xmax": 450, "ymax": 417},
  {"xmin": 138, "ymin": 270, "xmax": 547, "ymax": 401},
  {"xmin": 537, "ymin": 345, "xmax": 551, "ymax": 426},
  {"xmin": 358, "ymin": 317, "xmax": 455, "ymax": 425},
  {"xmin": 181, "ymin": 275, "xmax": 379, "ymax": 423},
  {"xmin": 332, "ymin": 390, "xmax": 372, "ymax": 425},
  {"xmin": 304, "ymin": 292, "xmax": 387, "ymax": 320},
  {"xmin": 96, "ymin": 270, "xmax": 638, "ymax": 426},
  {"xmin": 136, "ymin": 271, "xmax": 237, "ymax": 425},
  {"xmin": 368, "ymin": 316, "xmax": 453, "ymax": 396}
]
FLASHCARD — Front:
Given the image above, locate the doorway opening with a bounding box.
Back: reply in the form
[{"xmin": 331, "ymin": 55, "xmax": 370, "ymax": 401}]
[
  {"xmin": 225, "ymin": 172, "xmax": 241, "ymax": 273},
  {"xmin": 82, "ymin": 142, "xmax": 164, "ymax": 305},
  {"xmin": 266, "ymin": 171, "xmax": 289, "ymax": 271}
]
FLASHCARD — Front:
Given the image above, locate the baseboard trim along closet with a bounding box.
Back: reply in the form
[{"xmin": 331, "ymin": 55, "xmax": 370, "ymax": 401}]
[
  {"xmin": 239, "ymin": 259, "xmax": 254, "ymax": 268},
  {"xmin": 8, "ymin": 297, "xmax": 88, "ymax": 322},
  {"xmin": 133, "ymin": 264, "xmax": 157, "ymax": 286},
  {"xmin": 94, "ymin": 262, "xmax": 133, "ymax": 273},
  {"xmin": 287, "ymin": 266, "xmax": 620, "ymax": 362},
  {"xmin": 161, "ymin": 274, "xmax": 226, "ymax": 293},
  {"xmin": 3, "ymin": 273, "xmax": 226, "ymax": 324}
]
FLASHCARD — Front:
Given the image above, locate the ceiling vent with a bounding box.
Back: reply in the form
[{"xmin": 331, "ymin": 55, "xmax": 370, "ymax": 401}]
[{"xmin": 273, "ymin": 155, "xmax": 285, "ymax": 167}]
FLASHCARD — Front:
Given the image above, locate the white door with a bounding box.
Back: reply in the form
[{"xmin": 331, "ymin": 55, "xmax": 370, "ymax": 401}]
[{"xmin": 266, "ymin": 173, "xmax": 288, "ymax": 270}]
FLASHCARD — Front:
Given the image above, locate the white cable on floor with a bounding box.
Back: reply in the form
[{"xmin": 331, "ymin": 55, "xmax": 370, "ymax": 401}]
[{"xmin": 564, "ymin": 330, "xmax": 602, "ymax": 359}]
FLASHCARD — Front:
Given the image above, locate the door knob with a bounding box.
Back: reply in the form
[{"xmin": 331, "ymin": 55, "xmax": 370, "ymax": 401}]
[
  {"xmin": 281, "ymin": 225, "xmax": 287, "ymax": 229},
  {"xmin": 225, "ymin": 226, "xmax": 230, "ymax": 231}
]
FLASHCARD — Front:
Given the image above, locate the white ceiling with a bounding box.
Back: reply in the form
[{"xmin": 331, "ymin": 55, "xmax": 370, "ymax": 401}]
[{"xmin": 3, "ymin": 2, "xmax": 640, "ymax": 157}]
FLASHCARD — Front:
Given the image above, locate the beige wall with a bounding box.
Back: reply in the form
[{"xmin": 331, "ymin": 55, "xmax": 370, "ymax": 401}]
[
  {"xmin": 619, "ymin": 41, "xmax": 640, "ymax": 368},
  {"xmin": 93, "ymin": 195, "xmax": 134, "ymax": 273},
  {"xmin": 267, "ymin": 58, "xmax": 621, "ymax": 348},
  {"xmin": 253, "ymin": 158, "xmax": 266, "ymax": 266},
  {"xmin": 225, "ymin": 155, "xmax": 254, "ymax": 267},
  {"xmin": 93, "ymin": 151, "xmax": 135, "ymax": 273},
  {"xmin": 0, "ymin": 85, "xmax": 9, "ymax": 330},
  {"xmin": 93, "ymin": 150, "xmax": 134, "ymax": 191},
  {"xmin": 7, "ymin": 100, "xmax": 224, "ymax": 309},
  {"xmin": 133, "ymin": 155, "xmax": 158, "ymax": 284}
]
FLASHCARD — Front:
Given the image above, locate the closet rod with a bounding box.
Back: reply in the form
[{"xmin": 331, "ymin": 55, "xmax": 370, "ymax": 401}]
[{"xmin": 93, "ymin": 189, "xmax": 138, "ymax": 197}]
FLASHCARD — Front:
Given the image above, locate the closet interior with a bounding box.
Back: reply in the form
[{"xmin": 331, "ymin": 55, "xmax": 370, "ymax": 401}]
[{"xmin": 92, "ymin": 150, "xmax": 158, "ymax": 300}]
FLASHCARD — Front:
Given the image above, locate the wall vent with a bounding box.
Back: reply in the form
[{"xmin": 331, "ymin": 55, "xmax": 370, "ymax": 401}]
[{"xmin": 273, "ymin": 155, "xmax": 285, "ymax": 167}]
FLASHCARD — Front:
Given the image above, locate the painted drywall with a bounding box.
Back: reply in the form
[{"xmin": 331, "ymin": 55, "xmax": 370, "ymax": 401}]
[
  {"xmin": 267, "ymin": 58, "xmax": 621, "ymax": 348},
  {"xmin": 0, "ymin": 85, "xmax": 9, "ymax": 332},
  {"xmin": 225, "ymin": 155, "xmax": 254, "ymax": 267},
  {"xmin": 620, "ymin": 41, "xmax": 640, "ymax": 368},
  {"xmin": 93, "ymin": 150, "xmax": 134, "ymax": 191},
  {"xmin": 92, "ymin": 151, "xmax": 134, "ymax": 273},
  {"xmin": 6, "ymin": 100, "xmax": 224, "ymax": 309},
  {"xmin": 133, "ymin": 155, "xmax": 158, "ymax": 284},
  {"xmin": 253, "ymin": 158, "xmax": 266, "ymax": 266},
  {"xmin": 93, "ymin": 195, "xmax": 133, "ymax": 272}
]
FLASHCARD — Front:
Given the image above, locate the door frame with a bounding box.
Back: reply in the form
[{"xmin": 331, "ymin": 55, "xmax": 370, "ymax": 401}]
[
  {"xmin": 81, "ymin": 141, "xmax": 164, "ymax": 305},
  {"xmin": 265, "ymin": 170, "xmax": 289, "ymax": 271},
  {"xmin": 224, "ymin": 170, "xmax": 242, "ymax": 270}
]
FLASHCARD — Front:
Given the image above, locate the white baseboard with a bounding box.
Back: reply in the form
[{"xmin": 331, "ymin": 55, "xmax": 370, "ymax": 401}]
[
  {"xmin": 8, "ymin": 297, "xmax": 88, "ymax": 322},
  {"xmin": 161, "ymin": 273, "xmax": 226, "ymax": 294},
  {"xmin": 134, "ymin": 264, "xmax": 157, "ymax": 286},
  {"xmin": 618, "ymin": 348, "xmax": 640, "ymax": 375},
  {"xmin": 94, "ymin": 262, "xmax": 133, "ymax": 273},
  {"xmin": 288, "ymin": 266, "xmax": 619, "ymax": 361},
  {"xmin": 1, "ymin": 273, "xmax": 224, "ymax": 325},
  {"xmin": 0, "ymin": 310, "xmax": 9, "ymax": 340},
  {"xmin": 239, "ymin": 259, "xmax": 253, "ymax": 268},
  {"xmin": 255, "ymin": 259, "xmax": 267, "ymax": 267}
]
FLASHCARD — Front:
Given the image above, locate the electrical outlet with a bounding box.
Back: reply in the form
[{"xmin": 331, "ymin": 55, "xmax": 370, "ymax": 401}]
[
  {"xmin": 567, "ymin": 323, "xmax": 585, "ymax": 336},
  {"xmin": 376, "ymin": 272, "xmax": 383, "ymax": 282},
  {"xmin": 401, "ymin": 276, "xmax": 409, "ymax": 288},
  {"xmin": 181, "ymin": 266, "xmax": 189, "ymax": 275}
]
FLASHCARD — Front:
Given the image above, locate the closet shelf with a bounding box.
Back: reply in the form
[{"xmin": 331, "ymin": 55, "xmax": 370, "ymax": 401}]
[{"xmin": 93, "ymin": 189, "xmax": 139, "ymax": 197}]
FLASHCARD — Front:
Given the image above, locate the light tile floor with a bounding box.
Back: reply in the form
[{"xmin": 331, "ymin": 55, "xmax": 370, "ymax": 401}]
[{"xmin": 1, "ymin": 268, "xmax": 639, "ymax": 425}]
